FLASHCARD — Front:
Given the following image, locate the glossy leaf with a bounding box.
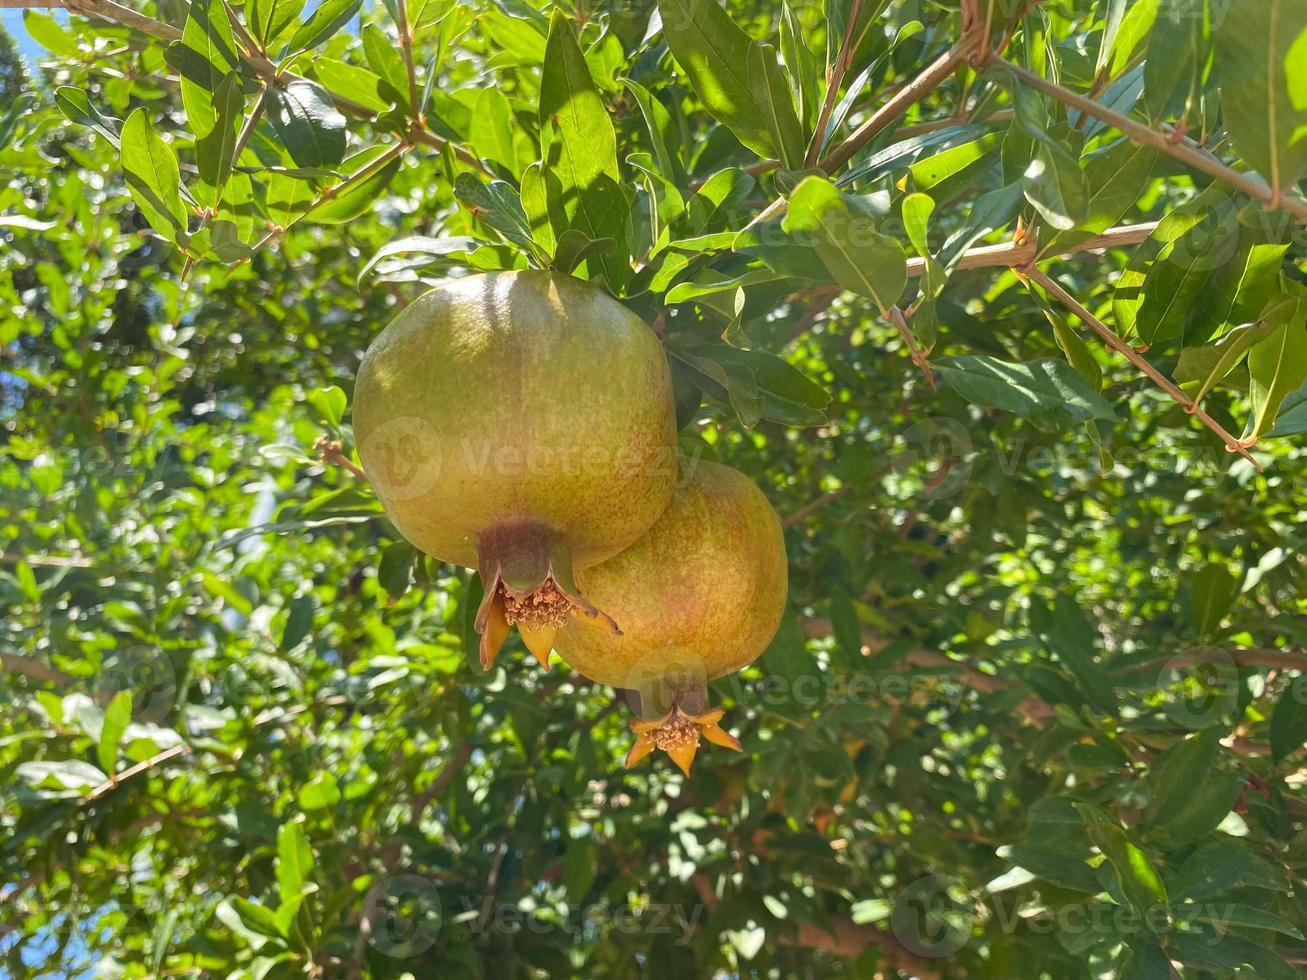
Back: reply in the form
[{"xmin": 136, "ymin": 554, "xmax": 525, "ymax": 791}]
[
  {"xmin": 1214, "ymin": 0, "xmax": 1307, "ymax": 192},
  {"xmin": 935, "ymin": 356, "xmax": 1117, "ymax": 431},
  {"xmin": 267, "ymin": 80, "xmax": 347, "ymax": 169},
  {"xmin": 120, "ymin": 109, "xmax": 189, "ymax": 244},
  {"xmin": 539, "ymin": 9, "xmax": 628, "ymax": 288}
]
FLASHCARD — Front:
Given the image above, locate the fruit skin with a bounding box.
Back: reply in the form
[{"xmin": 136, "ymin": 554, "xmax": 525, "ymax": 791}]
[
  {"xmin": 553, "ymin": 458, "xmax": 788, "ymax": 772},
  {"xmin": 353, "ymin": 270, "xmax": 678, "ymax": 665}
]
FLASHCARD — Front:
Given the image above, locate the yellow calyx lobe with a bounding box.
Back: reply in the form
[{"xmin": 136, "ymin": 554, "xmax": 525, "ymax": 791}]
[
  {"xmin": 625, "ymin": 705, "xmax": 742, "ymax": 776},
  {"xmin": 474, "ymin": 521, "xmax": 619, "ymax": 671}
]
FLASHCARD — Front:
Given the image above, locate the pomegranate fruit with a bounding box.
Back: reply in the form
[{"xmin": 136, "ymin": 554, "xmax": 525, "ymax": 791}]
[
  {"xmin": 353, "ymin": 271, "xmax": 678, "ymax": 668},
  {"xmin": 554, "ymin": 459, "xmax": 788, "ymax": 775}
]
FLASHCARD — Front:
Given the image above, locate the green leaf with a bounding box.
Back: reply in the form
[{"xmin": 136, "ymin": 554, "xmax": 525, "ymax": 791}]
[
  {"xmin": 1188, "ymin": 563, "xmax": 1235, "ymax": 637},
  {"xmin": 1074, "ymin": 803, "xmax": 1168, "ymax": 915},
  {"xmin": 286, "ymin": 0, "xmax": 363, "ymax": 55},
  {"xmin": 1267, "ymin": 379, "xmax": 1307, "ymax": 435},
  {"xmin": 1117, "ymin": 940, "xmax": 1170, "ymax": 980},
  {"xmin": 622, "ymin": 78, "xmax": 686, "ymax": 187},
  {"xmin": 297, "ymin": 772, "xmax": 341, "ymax": 811},
  {"xmin": 1244, "ymin": 289, "xmax": 1307, "ymax": 443},
  {"xmin": 551, "ymin": 230, "xmax": 617, "ymax": 276},
  {"xmin": 1024, "ymin": 140, "xmax": 1090, "ymax": 232},
  {"xmin": 468, "ymin": 88, "xmax": 519, "ymax": 175},
  {"xmin": 229, "ymin": 897, "xmax": 283, "ymax": 939},
  {"xmin": 784, "ymin": 175, "xmax": 907, "ymax": 314},
  {"xmin": 23, "ymin": 10, "xmax": 80, "ymax": 56},
  {"xmin": 1042, "ymin": 304, "xmax": 1102, "ymax": 391},
  {"xmin": 1039, "ymin": 594, "xmax": 1119, "ymax": 714},
  {"xmin": 1214, "ymin": 0, "xmax": 1307, "ymax": 192},
  {"xmin": 1113, "ymin": 186, "xmax": 1271, "ymax": 347},
  {"xmin": 169, "ymin": 0, "xmax": 241, "ymax": 138},
  {"xmin": 1170, "ymin": 841, "xmax": 1252, "ymax": 901},
  {"xmin": 746, "ymin": 41, "xmax": 804, "ymax": 169},
  {"xmin": 780, "ymin": 0, "xmax": 818, "ymax": 132},
  {"xmin": 309, "ymin": 385, "xmax": 347, "ymax": 426},
  {"xmin": 304, "ymin": 148, "xmax": 402, "ymax": 225},
  {"xmin": 201, "ymin": 571, "xmax": 253, "ymax": 615},
  {"xmin": 1153, "ymin": 768, "xmax": 1243, "ymax": 845},
  {"xmin": 97, "ymin": 691, "xmax": 132, "ymax": 776},
  {"xmin": 1144, "ymin": 0, "xmax": 1207, "ymax": 124},
  {"xmin": 17, "ymin": 760, "xmax": 107, "ymax": 797},
  {"xmin": 120, "ymin": 109, "xmax": 189, "ymax": 245},
  {"xmin": 1190, "ymin": 903, "xmax": 1305, "ymax": 939},
  {"xmin": 908, "ymin": 135, "xmax": 999, "ymax": 190},
  {"xmin": 247, "ymin": 0, "xmax": 305, "ymax": 46},
  {"xmin": 938, "ymin": 181, "xmax": 1024, "ymax": 272},
  {"xmin": 281, "ymin": 594, "xmax": 316, "ymax": 651},
  {"xmin": 539, "ymin": 9, "xmax": 628, "ymax": 288},
  {"xmin": 1040, "ymin": 139, "xmax": 1157, "ymax": 256},
  {"xmin": 196, "ymin": 72, "xmax": 243, "ymax": 191},
  {"xmin": 361, "ymin": 23, "xmax": 409, "ymax": 105},
  {"xmin": 377, "ymin": 541, "xmax": 416, "ymax": 599},
  {"xmin": 935, "ymin": 356, "xmax": 1116, "ymax": 431},
  {"xmin": 275, "ymin": 822, "xmax": 313, "ymax": 900},
  {"xmin": 55, "ymin": 87, "xmax": 122, "ymax": 149},
  {"xmin": 358, "ymin": 235, "xmax": 481, "ymax": 282},
  {"xmin": 0, "ymin": 94, "xmax": 33, "ymax": 151},
  {"xmin": 313, "ymin": 58, "xmax": 394, "ymax": 114},
  {"xmin": 1174, "ymin": 318, "xmax": 1280, "ymax": 402},
  {"xmin": 658, "ymin": 0, "xmax": 774, "ymax": 157},
  {"xmin": 267, "ymin": 80, "xmax": 347, "ymax": 169},
  {"xmin": 453, "ymin": 173, "xmax": 548, "ymax": 264},
  {"xmin": 1270, "ymin": 676, "xmax": 1307, "ymax": 763},
  {"xmin": 671, "ymin": 341, "xmax": 829, "ymax": 427}
]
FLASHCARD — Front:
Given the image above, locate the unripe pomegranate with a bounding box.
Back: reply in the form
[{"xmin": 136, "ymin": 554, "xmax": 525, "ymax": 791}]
[
  {"xmin": 353, "ymin": 271, "xmax": 678, "ymax": 668},
  {"xmin": 554, "ymin": 459, "xmax": 788, "ymax": 775}
]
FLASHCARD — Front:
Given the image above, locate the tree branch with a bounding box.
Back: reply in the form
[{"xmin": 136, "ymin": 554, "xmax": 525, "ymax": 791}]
[
  {"xmin": 990, "ymin": 57, "xmax": 1307, "ymax": 223},
  {"xmin": 0, "ymin": 653, "xmax": 74, "ymax": 685},
  {"xmin": 19, "ymin": 0, "xmax": 492, "ymax": 175},
  {"xmin": 85, "ymin": 743, "xmax": 188, "ymax": 802},
  {"xmin": 804, "ymin": 0, "xmax": 865, "ymax": 168},
  {"xmin": 690, "ymin": 873, "xmax": 941, "ymax": 978},
  {"xmin": 822, "ymin": 45, "xmax": 969, "ymax": 173},
  {"xmin": 1022, "ymin": 265, "xmax": 1261, "ymax": 467}
]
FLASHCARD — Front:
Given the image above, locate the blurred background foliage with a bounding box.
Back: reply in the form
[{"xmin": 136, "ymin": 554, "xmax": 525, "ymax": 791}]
[{"xmin": 2, "ymin": 0, "xmax": 1307, "ymax": 977}]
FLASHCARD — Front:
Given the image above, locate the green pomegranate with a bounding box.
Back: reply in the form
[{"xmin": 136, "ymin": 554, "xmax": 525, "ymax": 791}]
[
  {"xmin": 353, "ymin": 271, "xmax": 678, "ymax": 668},
  {"xmin": 554, "ymin": 458, "xmax": 788, "ymax": 775}
]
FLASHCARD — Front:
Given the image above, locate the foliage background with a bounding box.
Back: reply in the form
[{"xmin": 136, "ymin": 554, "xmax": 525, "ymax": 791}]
[{"xmin": 2, "ymin": 0, "xmax": 1307, "ymax": 977}]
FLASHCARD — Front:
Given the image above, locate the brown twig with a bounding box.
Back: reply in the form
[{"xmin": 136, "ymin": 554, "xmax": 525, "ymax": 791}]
[
  {"xmin": 395, "ymin": 0, "xmax": 420, "ymax": 117},
  {"xmin": 0, "ymin": 653, "xmax": 75, "ymax": 685},
  {"xmin": 691, "ymin": 872, "xmax": 941, "ymax": 978},
  {"xmin": 804, "ymin": 0, "xmax": 865, "ymax": 168},
  {"xmin": 781, "ymin": 487, "xmax": 850, "ymax": 529},
  {"xmin": 314, "ymin": 436, "xmax": 370, "ymax": 482},
  {"xmin": 85, "ymin": 744, "xmax": 188, "ymax": 802},
  {"xmin": 991, "ymin": 57, "xmax": 1307, "ymax": 223},
  {"xmin": 887, "ymin": 304, "xmax": 936, "ymax": 388},
  {"xmin": 15, "ymin": 0, "xmax": 493, "ymax": 175},
  {"xmin": 822, "ymin": 45, "xmax": 969, "ymax": 173},
  {"xmin": 1022, "ymin": 266, "xmax": 1261, "ymax": 468}
]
